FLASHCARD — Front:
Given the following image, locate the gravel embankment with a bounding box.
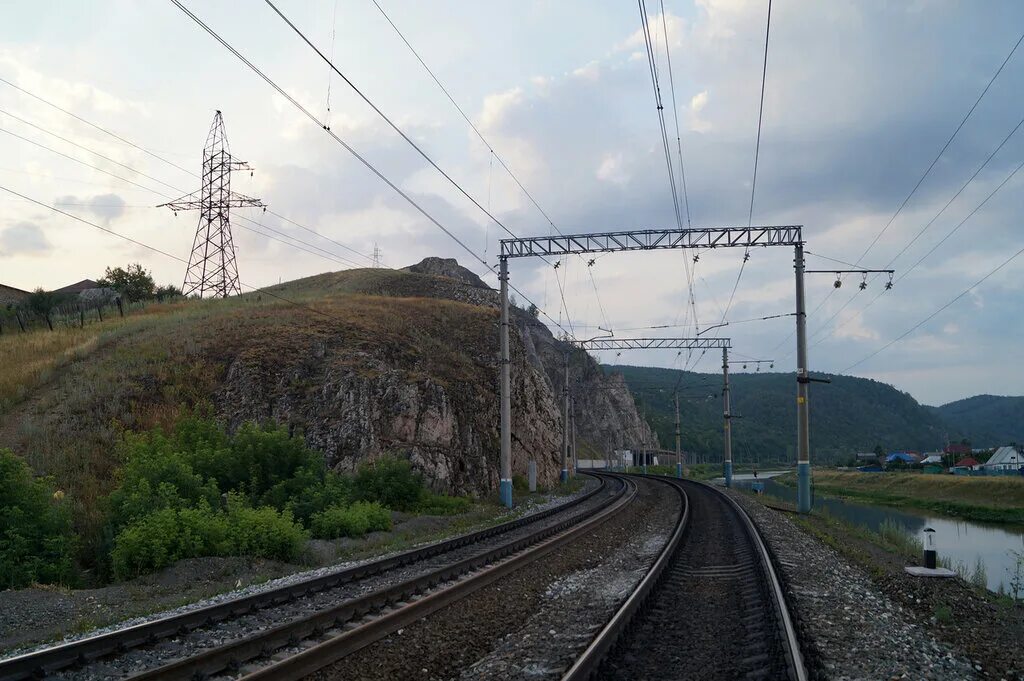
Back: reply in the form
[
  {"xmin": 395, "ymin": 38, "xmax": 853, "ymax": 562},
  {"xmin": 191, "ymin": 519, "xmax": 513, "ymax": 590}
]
[
  {"xmin": 312, "ymin": 477, "xmax": 682, "ymax": 681},
  {"xmin": 725, "ymin": 490, "xmax": 980, "ymax": 681},
  {"xmin": 0, "ymin": 481, "xmax": 597, "ymax": 663}
]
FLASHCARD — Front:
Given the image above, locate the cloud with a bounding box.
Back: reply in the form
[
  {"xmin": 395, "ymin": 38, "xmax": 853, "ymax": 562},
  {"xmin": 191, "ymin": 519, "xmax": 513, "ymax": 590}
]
[
  {"xmin": 689, "ymin": 90, "xmax": 711, "ymax": 132},
  {"xmin": 54, "ymin": 193, "xmax": 126, "ymax": 223},
  {"xmin": 0, "ymin": 222, "xmax": 51, "ymax": 256}
]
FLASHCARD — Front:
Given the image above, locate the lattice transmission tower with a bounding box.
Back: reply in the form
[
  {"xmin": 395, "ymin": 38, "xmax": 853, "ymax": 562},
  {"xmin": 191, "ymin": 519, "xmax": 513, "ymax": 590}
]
[{"xmin": 159, "ymin": 111, "xmax": 264, "ymax": 297}]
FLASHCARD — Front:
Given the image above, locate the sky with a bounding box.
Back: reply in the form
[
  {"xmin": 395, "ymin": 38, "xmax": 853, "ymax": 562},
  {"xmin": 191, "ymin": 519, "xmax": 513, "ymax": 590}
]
[{"xmin": 0, "ymin": 0, "xmax": 1022, "ymax": 405}]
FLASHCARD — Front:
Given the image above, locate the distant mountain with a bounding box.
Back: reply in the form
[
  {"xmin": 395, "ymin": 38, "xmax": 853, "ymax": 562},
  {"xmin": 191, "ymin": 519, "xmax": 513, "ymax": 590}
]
[
  {"xmin": 604, "ymin": 365, "xmax": 1006, "ymax": 464},
  {"xmin": 928, "ymin": 395, "xmax": 1024, "ymax": 448}
]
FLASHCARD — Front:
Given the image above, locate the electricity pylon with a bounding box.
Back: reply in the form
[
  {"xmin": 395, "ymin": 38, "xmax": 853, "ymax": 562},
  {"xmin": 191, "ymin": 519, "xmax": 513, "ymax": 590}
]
[{"xmin": 159, "ymin": 111, "xmax": 264, "ymax": 297}]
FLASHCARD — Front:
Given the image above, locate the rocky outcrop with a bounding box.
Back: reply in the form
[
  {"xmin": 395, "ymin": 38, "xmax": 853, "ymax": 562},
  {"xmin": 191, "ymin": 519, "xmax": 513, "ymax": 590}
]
[
  {"xmin": 212, "ymin": 258, "xmax": 655, "ymax": 495},
  {"xmin": 215, "ymin": 302, "xmax": 564, "ymax": 495}
]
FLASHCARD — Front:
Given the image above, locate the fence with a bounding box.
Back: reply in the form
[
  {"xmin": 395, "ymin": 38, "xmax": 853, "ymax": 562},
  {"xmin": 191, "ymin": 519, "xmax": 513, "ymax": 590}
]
[{"xmin": 0, "ymin": 297, "xmax": 152, "ymax": 335}]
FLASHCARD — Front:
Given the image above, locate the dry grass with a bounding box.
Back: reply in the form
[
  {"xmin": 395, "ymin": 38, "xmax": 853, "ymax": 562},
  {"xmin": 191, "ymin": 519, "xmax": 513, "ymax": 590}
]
[
  {"xmin": 0, "ymin": 283, "xmax": 502, "ymax": 569},
  {"xmin": 810, "ymin": 470, "xmax": 1024, "ymax": 523}
]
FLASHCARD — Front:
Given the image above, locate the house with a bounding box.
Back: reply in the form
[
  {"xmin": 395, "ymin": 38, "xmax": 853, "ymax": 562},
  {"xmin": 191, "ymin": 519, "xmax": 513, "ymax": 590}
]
[
  {"xmin": 0, "ymin": 283, "xmax": 30, "ymax": 307},
  {"xmin": 954, "ymin": 456, "xmax": 981, "ymax": 470},
  {"xmin": 944, "ymin": 443, "xmax": 972, "ymax": 457},
  {"xmin": 856, "ymin": 452, "xmax": 880, "ymax": 461},
  {"xmin": 920, "ymin": 454, "xmax": 944, "ymax": 465},
  {"xmin": 982, "ymin": 446, "xmax": 1024, "ymax": 472},
  {"xmin": 886, "ymin": 452, "xmax": 920, "ymax": 465},
  {"xmin": 55, "ymin": 279, "xmax": 100, "ymax": 295}
]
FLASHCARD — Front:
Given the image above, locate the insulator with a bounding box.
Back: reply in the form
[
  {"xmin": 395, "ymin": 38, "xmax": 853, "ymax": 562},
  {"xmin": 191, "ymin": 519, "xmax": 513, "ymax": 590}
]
[
  {"xmin": 834, "ymin": 278, "xmax": 842, "ymax": 289},
  {"xmin": 587, "ymin": 259, "xmax": 595, "ymax": 267}
]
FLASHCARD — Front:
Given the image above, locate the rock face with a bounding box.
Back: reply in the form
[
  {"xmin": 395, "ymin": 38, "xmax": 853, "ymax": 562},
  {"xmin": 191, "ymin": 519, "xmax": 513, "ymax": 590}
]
[{"xmin": 214, "ymin": 258, "xmax": 656, "ymax": 496}]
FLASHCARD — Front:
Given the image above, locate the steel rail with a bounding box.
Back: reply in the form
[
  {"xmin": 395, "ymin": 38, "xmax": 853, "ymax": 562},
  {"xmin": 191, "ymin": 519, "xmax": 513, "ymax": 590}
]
[
  {"xmin": 0, "ymin": 476, "xmax": 610, "ymax": 681},
  {"xmin": 561, "ymin": 475, "xmax": 807, "ymax": 681},
  {"xmin": 125, "ymin": 475, "xmax": 636, "ymax": 681}
]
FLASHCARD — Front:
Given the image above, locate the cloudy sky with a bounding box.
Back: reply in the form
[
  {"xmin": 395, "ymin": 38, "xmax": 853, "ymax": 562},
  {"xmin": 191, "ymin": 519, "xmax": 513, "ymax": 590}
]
[{"xmin": 1, "ymin": 0, "xmax": 1022, "ymax": 405}]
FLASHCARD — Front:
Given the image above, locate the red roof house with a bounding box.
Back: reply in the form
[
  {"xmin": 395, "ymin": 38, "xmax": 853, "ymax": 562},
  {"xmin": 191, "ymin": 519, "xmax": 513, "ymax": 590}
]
[{"xmin": 954, "ymin": 456, "xmax": 980, "ymax": 469}]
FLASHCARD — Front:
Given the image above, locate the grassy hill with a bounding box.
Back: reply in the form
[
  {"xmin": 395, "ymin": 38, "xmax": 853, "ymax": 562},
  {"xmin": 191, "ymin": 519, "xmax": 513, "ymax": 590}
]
[
  {"xmin": 606, "ymin": 364, "xmax": 956, "ymax": 463},
  {"xmin": 928, "ymin": 395, "xmax": 1024, "ymax": 448}
]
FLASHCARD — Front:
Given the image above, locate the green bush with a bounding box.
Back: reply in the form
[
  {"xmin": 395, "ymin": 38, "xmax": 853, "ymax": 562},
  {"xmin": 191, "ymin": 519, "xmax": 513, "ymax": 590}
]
[
  {"xmin": 310, "ymin": 501, "xmax": 392, "ymax": 539},
  {"xmin": 110, "ymin": 500, "xmax": 307, "ymax": 579},
  {"xmin": 417, "ymin": 493, "xmax": 471, "ymax": 515},
  {"xmin": 351, "ymin": 458, "xmax": 424, "ymax": 511},
  {"xmin": 0, "ymin": 449, "xmax": 76, "ymax": 588},
  {"xmin": 110, "ymin": 505, "xmax": 228, "ymax": 579},
  {"xmin": 224, "ymin": 497, "xmax": 308, "ymax": 561}
]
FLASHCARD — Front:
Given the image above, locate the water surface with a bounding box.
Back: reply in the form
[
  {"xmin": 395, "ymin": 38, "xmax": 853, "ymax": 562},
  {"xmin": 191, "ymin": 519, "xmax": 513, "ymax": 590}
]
[{"xmin": 732, "ymin": 478, "xmax": 1024, "ymax": 594}]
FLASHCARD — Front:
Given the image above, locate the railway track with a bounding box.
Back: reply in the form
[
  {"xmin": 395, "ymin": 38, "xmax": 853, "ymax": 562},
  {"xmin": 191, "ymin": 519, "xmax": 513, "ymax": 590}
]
[
  {"xmin": 563, "ymin": 474, "xmax": 807, "ymax": 681},
  {"xmin": 0, "ymin": 473, "xmax": 629, "ymax": 681}
]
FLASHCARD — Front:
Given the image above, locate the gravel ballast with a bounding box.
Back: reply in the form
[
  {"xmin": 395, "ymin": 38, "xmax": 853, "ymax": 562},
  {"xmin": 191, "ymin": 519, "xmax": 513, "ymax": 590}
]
[
  {"xmin": 0, "ymin": 480, "xmax": 597, "ymax": 664},
  {"xmin": 725, "ymin": 489, "xmax": 980, "ymax": 681},
  {"xmin": 312, "ymin": 476, "xmax": 682, "ymax": 681}
]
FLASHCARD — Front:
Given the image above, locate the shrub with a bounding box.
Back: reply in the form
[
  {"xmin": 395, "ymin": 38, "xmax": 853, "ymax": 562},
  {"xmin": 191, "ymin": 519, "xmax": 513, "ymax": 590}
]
[
  {"xmin": 351, "ymin": 458, "xmax": 424, "ymax": 511},
  {"xmin": 110, "ymin": 505, "xmax": 228, "ymax": 579},
  {"xmin": 224, "ymin": 498, "xmax": 308, "ymax": 562},
  {"xmin": 417, "ymin": 493, "xmax": 471, "ymax": 515},
  {"xmin": 310, "ymin": 501, "xmax": 392, "ymax": 539},
  {"xmin": 106, "ymin": 432, "xmax": 220, "ymax": 532},
  {"xmin": 0, "ymin": 449, "xmax": 76, "ymax": 588}
]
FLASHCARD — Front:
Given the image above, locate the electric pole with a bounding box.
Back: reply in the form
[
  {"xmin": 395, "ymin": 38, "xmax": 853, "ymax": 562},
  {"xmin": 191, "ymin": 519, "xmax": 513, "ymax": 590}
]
[
  {"xmin": 675, "ymin": 391, "xmax": 682, "ymax": 478},
  {"xmin": 795, "ymin": 243, "xmax": 811, "ymax": 513},
  {"xmin": 561, "ymin": 351, "xmax": 570, "ymax": 483},
  {"xmin": 498, "ymin": 257, "xmax": 513, "ymax": 508},
  {"xmin": 159, "ymin": 111, "xmax": 263, "ymax": 298},
  {"xmin": 723, "ymin": 346, "xmax": 733, "ymax": 488}
]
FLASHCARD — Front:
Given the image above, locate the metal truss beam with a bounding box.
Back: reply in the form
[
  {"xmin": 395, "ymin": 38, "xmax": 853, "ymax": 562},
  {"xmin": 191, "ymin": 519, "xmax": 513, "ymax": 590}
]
[
  {"xmin": 572, "ymin": 337, "xmax": 731, "ymax": 351},
  {"xmin": 499, "ymin": 225, "xmax": 802, "ymax": 259}
]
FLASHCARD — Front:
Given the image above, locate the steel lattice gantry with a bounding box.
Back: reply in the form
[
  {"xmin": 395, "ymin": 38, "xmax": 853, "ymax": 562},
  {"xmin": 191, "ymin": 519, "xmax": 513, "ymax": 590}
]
[
  {"xmin": 495, "ymin": 225, "xmax": 813, "ymax": 513},
  {"xmin": 568, "ymin": 337, "xmax": 733, "ymax": 481},
  {"xmin": 573, "ymin": 337, "xmax": 731, "ymax": 351},
  {"xmin": 498, "ymin": 225, "xmax": 802, "ymax": 259}
]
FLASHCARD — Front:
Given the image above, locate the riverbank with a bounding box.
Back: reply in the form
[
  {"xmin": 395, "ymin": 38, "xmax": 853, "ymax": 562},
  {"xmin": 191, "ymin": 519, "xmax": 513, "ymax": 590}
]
[
  {"xmin": 731, "ymin": 490, "xmax": 1024, "ymax": 679},
  {"xmin": 777, "ymin": 470, "xmax": 1024, "ymax": 524}
]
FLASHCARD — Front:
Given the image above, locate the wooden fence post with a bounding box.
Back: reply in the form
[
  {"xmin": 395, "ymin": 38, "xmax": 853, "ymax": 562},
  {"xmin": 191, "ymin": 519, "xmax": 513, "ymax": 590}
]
[
  {"xmin": 15, "ymin": 310, "xmax": 25, "ymax": 332},
  {"xmin": 116, "ymin": 297, "xmax": 124, "ymax": 317},
  {"xmin": 97, "ymin": 304, "xmax": 103, "ymax": 322},
  {"xmin": 79, "ymin": 304, "xmax": 84, "ymax": 328},
  {"xmin": 45, "ymin": 312, "xmax": 53, "ymax": 331}
]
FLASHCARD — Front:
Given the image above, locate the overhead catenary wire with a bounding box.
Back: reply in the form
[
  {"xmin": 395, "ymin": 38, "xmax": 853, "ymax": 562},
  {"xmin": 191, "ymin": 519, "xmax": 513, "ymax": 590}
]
[
  {"xmin": 170, "ymin": 0, "xmax": 571, "ymax": 337},
  {"xmin": 719, "ymin": 0, "xmax": 772, "ymax": 329}
]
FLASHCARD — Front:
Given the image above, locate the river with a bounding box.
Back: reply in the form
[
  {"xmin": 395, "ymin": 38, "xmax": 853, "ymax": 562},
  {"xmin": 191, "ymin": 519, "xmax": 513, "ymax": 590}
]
[{"xmin": 729, "ymin": 477, "xmax": 1024, "ymax": 594}]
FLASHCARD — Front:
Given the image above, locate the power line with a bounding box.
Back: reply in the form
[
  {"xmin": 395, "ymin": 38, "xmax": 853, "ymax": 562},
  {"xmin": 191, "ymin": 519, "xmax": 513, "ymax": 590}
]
[
  {"xmin": 0, "ymin": 76, "xmax": 377, "ymax": 266},
  {"xmin": 171, "ymin": 0, "xmax": 570, "ymax": 337},
  {"xmin": 1, "ymin": 121, "xmax": 367, "ymax": 268},
  {"xmin": 806, "ymin": 115, "xmax": 1024, "ymax": 349},
  {"xmin": 855, "ymin": 30, "xmax": 1024, "ymax": 264},
  {"xmin": 368, "ymin": 0, "xmax": 613, "ymax": 333},
  {"xmin": 771, "ymin": 28, "xmax": 1023, "ymax": 356},
  {"xmin": 841, "ymin": 243, "xmax": 1024, "ymax": 373},
  {"xmin": 812, "ymin": 152, "xmax": 1024, "ymax": 349},
  {"xmin": 260, "ymin": 0, "xmax": 576, "ymax": 330},
  {"xmin": 0, "ymin": 75, "xmax": 196, "ymax": 178}
]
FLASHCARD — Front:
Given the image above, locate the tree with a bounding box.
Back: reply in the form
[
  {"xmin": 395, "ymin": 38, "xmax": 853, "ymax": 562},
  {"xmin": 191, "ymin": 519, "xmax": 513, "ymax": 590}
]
[
  {"xmin": 155, "ymin": 284, "xmax": 182, "ymax": 301},
  {"xmin": 25, "ymin": 288, "xmax": 61, "ymax": 330},
  {"xmin": 527, "ymin": 303, "xmax": 539, "ymax": 318},
  {"xmin": 873, "ymin": 444, "xmax": 884, "ymax": 457},
  {"xmin": 98, "ymin": 263, "xmax": 155, "ymax": 302}
]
